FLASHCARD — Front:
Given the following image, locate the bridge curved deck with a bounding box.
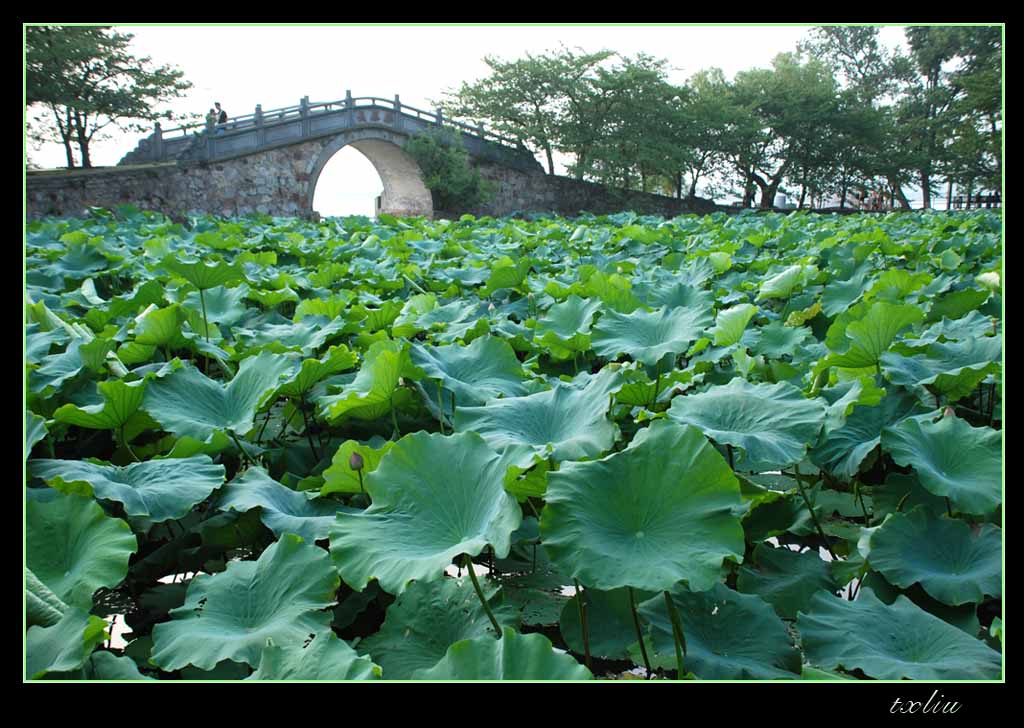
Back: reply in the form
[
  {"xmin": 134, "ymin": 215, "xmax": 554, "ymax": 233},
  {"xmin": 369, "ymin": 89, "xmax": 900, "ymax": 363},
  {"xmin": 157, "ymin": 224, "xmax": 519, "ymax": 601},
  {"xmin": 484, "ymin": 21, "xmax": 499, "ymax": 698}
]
[{"xmin": 119, "ymin": 93, "xmax": 540, "ymax": 173}]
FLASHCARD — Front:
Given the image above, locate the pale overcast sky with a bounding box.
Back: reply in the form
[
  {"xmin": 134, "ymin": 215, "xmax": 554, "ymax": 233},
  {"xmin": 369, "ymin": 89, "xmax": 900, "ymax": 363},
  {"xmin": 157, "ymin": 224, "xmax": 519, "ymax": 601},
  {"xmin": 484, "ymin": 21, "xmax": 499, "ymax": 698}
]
[{"xmin": 26, "ymin": 24, "xmax": 912, "ymax": 216}]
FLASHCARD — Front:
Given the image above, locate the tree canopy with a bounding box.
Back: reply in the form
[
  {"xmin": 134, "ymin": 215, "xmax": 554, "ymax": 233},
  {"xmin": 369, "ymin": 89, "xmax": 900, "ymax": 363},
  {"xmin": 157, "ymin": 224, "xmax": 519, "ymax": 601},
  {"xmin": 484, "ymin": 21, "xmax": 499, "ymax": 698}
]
[{"xmin": 26, "ymin": 25, "xmax": 193, "ymax": 169}]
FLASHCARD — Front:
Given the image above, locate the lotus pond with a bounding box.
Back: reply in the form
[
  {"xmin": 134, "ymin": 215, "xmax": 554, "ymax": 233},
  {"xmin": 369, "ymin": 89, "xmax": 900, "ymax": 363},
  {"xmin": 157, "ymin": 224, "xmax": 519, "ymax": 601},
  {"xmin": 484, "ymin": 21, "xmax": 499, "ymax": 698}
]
[{"xmin": 25, "ymin": 207, "xmax": 1003, "ymax": 681}]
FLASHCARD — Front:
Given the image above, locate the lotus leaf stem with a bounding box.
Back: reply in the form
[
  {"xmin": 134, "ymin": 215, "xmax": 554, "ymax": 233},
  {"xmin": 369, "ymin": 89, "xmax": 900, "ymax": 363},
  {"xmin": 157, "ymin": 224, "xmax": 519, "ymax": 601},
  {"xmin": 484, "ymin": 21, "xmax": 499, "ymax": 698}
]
[
  {"xmin": 628, "ymin": 586, "xmax": 652, "ymax": 678},
  {"xmin": 436, "ymin": 379, "xmax": 446, "ymax": 435},
  {"xmin": 464, "ymin": 554, "xmax": 501, "ymax": 638},
  {"xmin": 199, "ymin": 288, "xmax": 211, "ymax": 343},
  {"xmin": 229, "ymin": 431, "xmax": 253, "ymax": 466},
  {"xmin": 573, "ymin": 578, "xmax": 592, "ymax": 670},
  {"xmin": 664, "ymin": 590, "xmax": 687, "ymax": 679},
  {"xmin": 793, "ymin": 466, "xmax": 837, "ymax": 561}
]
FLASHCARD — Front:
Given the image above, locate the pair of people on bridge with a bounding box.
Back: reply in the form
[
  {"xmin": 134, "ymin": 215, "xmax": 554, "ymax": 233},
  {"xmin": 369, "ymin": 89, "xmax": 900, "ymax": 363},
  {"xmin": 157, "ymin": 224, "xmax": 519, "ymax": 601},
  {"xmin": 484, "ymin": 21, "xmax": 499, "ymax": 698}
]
[{"xmin": 206, "ymin": 102, "xmax": 228, "ymax": 133}]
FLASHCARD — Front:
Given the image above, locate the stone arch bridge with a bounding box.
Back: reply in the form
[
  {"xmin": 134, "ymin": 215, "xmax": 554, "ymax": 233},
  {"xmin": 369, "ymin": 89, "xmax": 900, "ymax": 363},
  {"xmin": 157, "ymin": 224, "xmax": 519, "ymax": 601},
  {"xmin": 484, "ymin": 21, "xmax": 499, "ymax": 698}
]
[{"xmin": 26, "ymin": 93, "xmax": 721, "ymax": 221}]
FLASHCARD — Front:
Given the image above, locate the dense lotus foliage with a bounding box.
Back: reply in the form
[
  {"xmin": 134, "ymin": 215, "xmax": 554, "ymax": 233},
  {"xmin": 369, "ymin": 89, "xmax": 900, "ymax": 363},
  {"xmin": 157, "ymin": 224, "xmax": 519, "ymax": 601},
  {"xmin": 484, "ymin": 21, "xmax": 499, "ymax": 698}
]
[{"xmin": 24, "ymin": 206, "xmax": 1002, "ymax": 681}]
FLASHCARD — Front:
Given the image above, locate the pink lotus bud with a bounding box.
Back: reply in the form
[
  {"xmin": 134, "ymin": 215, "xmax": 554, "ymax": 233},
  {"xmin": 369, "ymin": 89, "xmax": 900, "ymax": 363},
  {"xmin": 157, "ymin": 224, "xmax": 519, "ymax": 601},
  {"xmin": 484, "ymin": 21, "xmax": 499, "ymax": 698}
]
[
  {"xmin": 943, "ymin": 406, "xmax": 956, "ymax": 419},
  {"xmin": 349, "ymin": 452, "xmax": 364, "ymax": 471},
  {"xmin": 488, "ymin": 303, "xmax": 496, "ymax": 313}
]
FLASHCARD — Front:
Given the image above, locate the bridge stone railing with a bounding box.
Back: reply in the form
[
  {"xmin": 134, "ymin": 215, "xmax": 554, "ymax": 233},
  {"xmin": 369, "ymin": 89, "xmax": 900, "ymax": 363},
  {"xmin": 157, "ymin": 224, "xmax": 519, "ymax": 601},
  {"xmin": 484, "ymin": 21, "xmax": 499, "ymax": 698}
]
[{"xmin": 118, "ymin": 92, "xmax": 540, "ymax": 173}]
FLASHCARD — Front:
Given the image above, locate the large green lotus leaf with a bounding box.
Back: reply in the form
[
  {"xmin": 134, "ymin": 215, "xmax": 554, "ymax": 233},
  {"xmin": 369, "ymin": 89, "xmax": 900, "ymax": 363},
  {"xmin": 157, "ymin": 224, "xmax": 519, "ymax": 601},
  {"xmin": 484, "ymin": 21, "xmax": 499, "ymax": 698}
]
[
  {"xmin": 412, "ymin": 626, "xmax": 592, "ymax": 680},
  {"xmin": 810, "ymin": 391, "xmax": 922, "ymax": 481},
  {"xmin": 234, "ymin": 315, "xmax": 346, "ymax": 357},
  {"xmin": 358, "ymin": 576, "xmax": 519, "ymax": 679},
  {"xmin": 182, "ymin": 284, "xmax": 249, "ymax": 327},
  {"xmin": 320, "ymin": 438, "xmax": 394, "ymax": 495},
  {"xmin": 29, "ymin": 455, "xmax": 225, "ymax": 523},
  {"xmin": 757, "ymin": 265, "xmax": 812, "ymax": 300},
  {"xmin": 150, "ymin": 534, "xmax": 339, "ymax": 671},
  {"xmin": 881, "ymin": 336, "xmax": 1001, "ymax": 401},
  {"xmin": 215, "ymin": 467, "xmax": 349, "ymax": 542},
  {"xmin": 535, "ymin": 295, "xmax": 602, "ymax": 358},
  {"xmin": 908, "ymin": 310, "xmax": 995, "ymax": 345},
  {"xmin": 640, "ymin": 280, "xmax": 715, "ymax": 312},
  {"xmin": 639, "ymin": 582, "xmax": 802, "ymax": 680},
  {"xmin": 410, "ymin": 336, "xmax": 529, "ymax": 407},
  {"xmin": 797, "ymin": 589, "xmax": 1001, "ymax": 680},
  {"xmin": 161, "ymin": 255, "xmax": 245, "ymax": 290},
  {"xmin": 824, "ymin": 302, "xmax": 924, "ymax": 369},
  {"xmin": 52, "ymin": 379, "xmax": 146, "ymax": 430},
  {"xmin": 749, "ymin": 320, "xmax": 814, "ymax": 360},
  {"xmin": 143, "ymin": 350, "xmax": 297, "ymax": 441},
  {"xmin": 26, "ymin": 324, "xmax": 69, "ymax": 366},
  {"xmin": 821, "ymin": 267, "xmax": 871, "ymax": 317},
  {"xmin": 26, "ymin": 492, "xmax": 138, "ymax": 608},
  {"xmin": 871, "ymin": 472, "xmax": 948, "ymax": 520},
  {"xmin": 319, "ymin": 339, "xmax": 424, "ymax": 422},
  {"xmin": 26, "ymin": 567, "xmax": 68, "ymax": 627},
  {"xmin": 329, "ymin": 431, "xmax": 522, "ymax": 595},
  {"xmin": 667, "ymin": 378, "xmax": 826, "ymax": 472},
  {"xmin": 134, "ymin": 304, "xmax": 188, "ymax": 347},
  {"xmin": 559, "ymin": 587, "xmax": 655, "ymax": 660},
  {"xmin": 25, "ymin": 607, "xmax": 108, "ymax": 680},
  {"xmin": 881, "ymin": 414, "xmax": 1001, "ymax": 515},
  {"xmin": 592, "ymin": 305, "xmax": 712, "ymax": 367},
  {"xmin": 52, "ymin": 244, "xmax": 110, "ymax": 280},
  {"xmin": 736, "ymin": 544, "xmax": 838, "ymax": 619},
  {"xmin": 275, "ymin": 345, "xmax": 357, "ymax": 399},
  {"xmin": 26, "ymin": 411, "xmax": 47, "ymax": 462},
  {"xmin": 926, "ymin": 286, "xmax": 990, "ymax": 322},
  {"xmin": 45, "ymin": 650, "xmax": 155, "ymax": 680},
  {"xmin": 859, "ymin": 571, "xmax": 980, "ymax": 636},
  {"xmin": 248, "ymin": 631, "xmax": 381, "ymax": 680},
  {"xmin": 541, "ymin": 419, "xmax": 746, "ymax": 593},
  {"xmin": 868, "ymin": 508, "xmax": 1001, "ymax": 606},
  {"xmin": 711, "ymin": 303, "xmax": 758, "ymax": 347},
  {"xmin": 29, "ymin": 339, "xmax": 85, "ymax": 394},
  {"xmin": 453, "ymin": 374, "xmax": 618, "ymax": 464}
]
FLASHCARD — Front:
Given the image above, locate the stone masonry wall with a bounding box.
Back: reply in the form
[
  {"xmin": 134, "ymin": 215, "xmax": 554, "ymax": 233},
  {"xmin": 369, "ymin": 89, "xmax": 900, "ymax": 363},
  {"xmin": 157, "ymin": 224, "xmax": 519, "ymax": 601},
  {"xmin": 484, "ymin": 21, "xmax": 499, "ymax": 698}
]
[
  {"xmin": 27, "ymin": 142, "xmax": 727, "ymax": 222},
  {"xmin": 441, "ymin": 160, "xmax": 725, "ymax": 219},
  {"xmin": 26, "ymin": 138, "xmax": 334, "ymax": 221}
]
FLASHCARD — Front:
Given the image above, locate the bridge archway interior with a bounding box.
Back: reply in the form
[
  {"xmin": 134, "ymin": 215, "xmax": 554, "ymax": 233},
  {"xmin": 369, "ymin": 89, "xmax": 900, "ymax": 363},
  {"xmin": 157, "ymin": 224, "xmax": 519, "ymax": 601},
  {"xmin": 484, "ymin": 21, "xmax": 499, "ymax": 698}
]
[
  {"xmin": 311, "ymin": 146, "xmax": 383, "ymax": 218},
  {"xmin": 308, "ymin": 133, "xmax": 434, "ymax": 219}
]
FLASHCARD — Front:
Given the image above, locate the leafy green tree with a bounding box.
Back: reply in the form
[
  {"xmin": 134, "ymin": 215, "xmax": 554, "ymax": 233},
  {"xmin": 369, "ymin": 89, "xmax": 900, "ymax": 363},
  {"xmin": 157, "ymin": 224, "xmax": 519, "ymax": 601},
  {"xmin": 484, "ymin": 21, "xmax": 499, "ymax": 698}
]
[
  {"xmin": 441, "ymin": 48, "xmax": 613, "ymax": 176},
  {"xmin": 25, "ymin": 25, "xmax": 192, "ymax": 168},
  {"xmin": 723, "ymin": 53, "xmax": 842, "ymax": 209},
  {"xmin": 403, "ymin": 127, "xmax": 493, "ymax": 211}
]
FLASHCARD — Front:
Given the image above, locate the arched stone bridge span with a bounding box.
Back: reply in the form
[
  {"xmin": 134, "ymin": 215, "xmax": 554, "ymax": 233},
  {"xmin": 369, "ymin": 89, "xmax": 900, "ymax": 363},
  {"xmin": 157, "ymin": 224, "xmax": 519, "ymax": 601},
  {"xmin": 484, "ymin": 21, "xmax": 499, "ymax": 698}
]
[
  {"xmin": 117, "ymin": 93, "xmax": 542, "ymax": 218},
  {"xmin": 27, "ymin": 93, "xmax": 723, "ymax": 221}
]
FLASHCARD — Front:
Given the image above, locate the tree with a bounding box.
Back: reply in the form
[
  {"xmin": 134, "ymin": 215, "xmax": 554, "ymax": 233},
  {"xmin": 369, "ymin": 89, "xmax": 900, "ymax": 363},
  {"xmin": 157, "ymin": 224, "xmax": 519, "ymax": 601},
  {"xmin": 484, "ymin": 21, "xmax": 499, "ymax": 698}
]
[
  {"xmin": 723, "ymin": 53, "xmax": 842, "ymax": 209},
  {"xmin": 403, "ymin": 127, "xmax": 493, "ymax": 211},
  {"xmin": 441, "ymin": 47, "xmax": 613, "ymax": 176},
  {"xmin": 25, "ymin": 25, "xmax": 192, "ymax": 168}
]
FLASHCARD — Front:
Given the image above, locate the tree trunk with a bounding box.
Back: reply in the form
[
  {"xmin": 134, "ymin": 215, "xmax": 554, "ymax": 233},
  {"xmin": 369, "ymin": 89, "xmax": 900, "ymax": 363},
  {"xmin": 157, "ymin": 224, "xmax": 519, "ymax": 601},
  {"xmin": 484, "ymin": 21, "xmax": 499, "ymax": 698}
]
[
  {"xmin": 839, "ymin": 178, "xmax": 848, "ymax": 210},
  {"xmin": 799, "ymin": 183, "xmax": 807, "ymax": 210},
  {"xmin": 946, "ymin": 178, "xmax": 953, "ymax": 211},
  {"xmin": 545, "ymin": 146, "xmax": 555, "ymax": 176},
  {"xmin": 675, "ymin": 171, "xmax": 683, "ymax": 199},
  {"xmin": 919, "ymin": 170, "xmax": 931, "ymax": 209},
  {"xmin": 887, "ymin": 176, "xmax": 911, "ymax": 209}
]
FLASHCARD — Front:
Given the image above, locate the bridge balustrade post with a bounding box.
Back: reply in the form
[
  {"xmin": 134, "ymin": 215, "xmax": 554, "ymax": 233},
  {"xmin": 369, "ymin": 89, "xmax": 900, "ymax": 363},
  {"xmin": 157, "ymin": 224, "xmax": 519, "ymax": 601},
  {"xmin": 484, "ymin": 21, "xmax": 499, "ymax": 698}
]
[
  {"xmin": 255, "ymin": 104, "xmax": 265, "ymax": 146},
  {"xmin": 300, "ymin": 96, "xmax": 311, "ymax": 137},
  {"xmin": 345, "ymin": 89, "xmax": 353, "ymax": 128},
  {"xmin": 436, "ymin": 107, "xmax": 443, "ymax": 127},
  {"xmin": 394, "ymin": 94, "xmax": 401, "ymax": 130},
  {"xmin": 152, "ymin": 122, "xmax": 163, "ymax": 162}
]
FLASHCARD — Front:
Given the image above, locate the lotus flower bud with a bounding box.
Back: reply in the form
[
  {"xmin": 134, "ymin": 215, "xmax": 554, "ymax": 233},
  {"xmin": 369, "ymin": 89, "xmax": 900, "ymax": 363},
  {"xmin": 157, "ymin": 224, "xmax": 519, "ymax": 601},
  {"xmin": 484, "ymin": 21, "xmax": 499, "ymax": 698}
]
[
  {"xmin": 349, "ymin": 452, "xmax": 364, "ymax": 471},
  {"xmin": 398, "ymin": 377, "xmax": 405, "ymax": 386},
  {"xmin": 488, "ymin": 303, "xmax": 496, "ymax": 313},
  {"xmin": 527, "ymin": 292, "xmax": 534, "ymax": 299},
  {"xmin": 943, "ymin": 406, "xmax": 956, "ymax": 419},
  {"xmin": 616, "ymin": 265, "xmax": 624, "ymax": 274}
]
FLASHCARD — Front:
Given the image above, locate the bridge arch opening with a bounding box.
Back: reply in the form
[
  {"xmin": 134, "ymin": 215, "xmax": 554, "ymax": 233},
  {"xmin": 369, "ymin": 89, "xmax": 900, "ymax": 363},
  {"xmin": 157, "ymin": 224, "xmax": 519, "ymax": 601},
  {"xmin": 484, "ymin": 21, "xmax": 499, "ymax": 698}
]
[
  {"xmin": 307, "ymin": 135, "xmax": 433, "ymax": 219},
  {"xmin": 311, "ymin": 146, "xmax": 383, "ymax": 218}
]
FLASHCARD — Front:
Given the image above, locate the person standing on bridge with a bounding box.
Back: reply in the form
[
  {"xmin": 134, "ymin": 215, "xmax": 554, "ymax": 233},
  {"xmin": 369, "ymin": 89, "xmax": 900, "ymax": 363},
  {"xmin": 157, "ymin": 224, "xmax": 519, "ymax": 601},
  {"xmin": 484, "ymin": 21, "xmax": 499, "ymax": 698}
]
[{"xmin": 215, "ymin": 102, "xmax": 228, "ymax": 125}]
